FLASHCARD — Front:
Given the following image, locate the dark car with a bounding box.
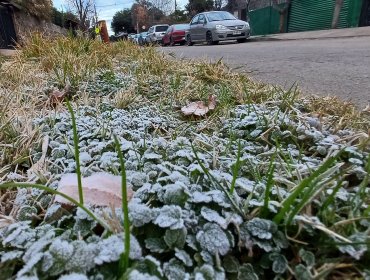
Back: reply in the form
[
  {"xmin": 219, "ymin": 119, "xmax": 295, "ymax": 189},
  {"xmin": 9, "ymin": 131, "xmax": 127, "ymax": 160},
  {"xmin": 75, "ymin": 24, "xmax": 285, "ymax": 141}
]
[{"xmin": 162, "ymin": 24, "xmax": 189, "ymax": 46}]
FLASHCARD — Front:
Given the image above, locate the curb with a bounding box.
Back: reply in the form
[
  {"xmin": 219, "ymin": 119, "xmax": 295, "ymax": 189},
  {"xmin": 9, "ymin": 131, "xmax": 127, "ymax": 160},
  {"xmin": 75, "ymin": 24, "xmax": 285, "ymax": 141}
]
[{"xmin": 249, "ymin": 34, "xmax": 370, "ymax": 42}]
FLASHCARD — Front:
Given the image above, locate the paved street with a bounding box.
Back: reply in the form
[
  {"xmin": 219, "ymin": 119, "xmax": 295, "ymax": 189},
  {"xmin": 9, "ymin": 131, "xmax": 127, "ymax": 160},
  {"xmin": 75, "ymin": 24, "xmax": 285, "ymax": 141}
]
[{"xmin": 162, "ymin": 37, "xmax": 370, "ymax": 107}]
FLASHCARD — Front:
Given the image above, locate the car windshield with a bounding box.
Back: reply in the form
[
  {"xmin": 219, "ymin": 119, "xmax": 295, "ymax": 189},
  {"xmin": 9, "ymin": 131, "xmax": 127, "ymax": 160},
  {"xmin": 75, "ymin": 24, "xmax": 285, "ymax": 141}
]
[
  {"xmin": 206, "ymin": 12, "xmax": 236, "ymax": 22},
  {"xmin": 155, "ymin": 26, "xmax": 168, "ymax": 32},
  {"xmin": 174, "ymin": 24, "xmax": 189, "ymax": 30}
]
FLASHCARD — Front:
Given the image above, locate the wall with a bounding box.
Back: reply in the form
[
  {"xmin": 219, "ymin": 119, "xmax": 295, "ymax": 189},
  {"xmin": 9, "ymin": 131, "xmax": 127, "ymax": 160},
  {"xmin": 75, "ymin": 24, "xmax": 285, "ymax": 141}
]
[{"xmin": 12, "ymin": 10, "xmax": 67, "ymax": 45}]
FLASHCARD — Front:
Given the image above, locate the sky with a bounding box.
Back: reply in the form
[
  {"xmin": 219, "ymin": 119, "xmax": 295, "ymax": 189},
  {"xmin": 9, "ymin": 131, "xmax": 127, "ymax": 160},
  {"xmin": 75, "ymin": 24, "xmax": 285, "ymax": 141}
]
[{"xmin": 53, "ymin": 0, "xmax": 187, "ymax": 35}]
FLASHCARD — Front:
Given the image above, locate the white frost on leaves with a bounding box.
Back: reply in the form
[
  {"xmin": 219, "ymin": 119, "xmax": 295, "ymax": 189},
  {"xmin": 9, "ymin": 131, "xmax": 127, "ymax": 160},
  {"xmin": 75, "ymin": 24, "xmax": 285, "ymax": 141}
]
[
  {"xmin": 175, "ymin": 248, "xmax": 193, "ymax": 267},
  {"xmin": 48, "ymin": 238, "xmax": 74, "ymax": 261},
  {"xmin": 128, "ymin": 201, "xmax": 157, "ymax": 227},
  {"xmin": 200, "ymin": 207, "xmax": 227, "ymax": 229},
  {"xmin": 94, "ymin": 234, "xmax": 142, "ymax": 264},
  {"xmin": 1, "ymin": 250, "xmax": 23, "ymax": 262},
  {"xmin": 196, "ymin": 223, "xmax": 231, "ymax": 256},
  {"xmin": 191, "ymin": 192, "xmax": 212, "ymax": 204},
  {"xmin": 128, "ymin": 270, "xmax": 161, "ymax": 280},
  {"xmin": 153, "ymin": 205, "xmax": 184, "ymax": 230},
  {"xmin": 58, "ymin": 273, "xmax": 89, "ymax": 280}
]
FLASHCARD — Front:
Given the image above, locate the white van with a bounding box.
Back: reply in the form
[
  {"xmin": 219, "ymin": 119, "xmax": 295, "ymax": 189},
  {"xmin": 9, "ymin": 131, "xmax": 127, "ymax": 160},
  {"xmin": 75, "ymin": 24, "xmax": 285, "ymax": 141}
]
[{"xmin": 146, "ymin": 24, "xmax": 169, "ymax": 44}]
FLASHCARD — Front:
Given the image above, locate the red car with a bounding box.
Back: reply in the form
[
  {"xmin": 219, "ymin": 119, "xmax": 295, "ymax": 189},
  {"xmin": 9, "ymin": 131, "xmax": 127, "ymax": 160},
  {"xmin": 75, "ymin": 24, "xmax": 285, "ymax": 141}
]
[{"xmin": 162, "ymin": 24, "xmax": 189, "ymax": 46}]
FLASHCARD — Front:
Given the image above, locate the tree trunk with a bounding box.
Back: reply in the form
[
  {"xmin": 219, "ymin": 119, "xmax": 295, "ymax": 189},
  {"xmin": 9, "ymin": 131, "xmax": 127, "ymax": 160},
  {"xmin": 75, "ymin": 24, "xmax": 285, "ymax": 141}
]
[{"xmin": 332, "ymin": 0, "xmax": 344, "ymax": 29}]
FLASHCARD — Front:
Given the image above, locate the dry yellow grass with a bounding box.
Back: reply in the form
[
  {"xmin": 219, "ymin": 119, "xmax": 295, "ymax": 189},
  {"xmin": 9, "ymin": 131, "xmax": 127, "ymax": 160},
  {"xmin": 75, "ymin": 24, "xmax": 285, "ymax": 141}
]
[{"xmin": 0, "ymin": 34, "xmax": 369, "ymax": 177}]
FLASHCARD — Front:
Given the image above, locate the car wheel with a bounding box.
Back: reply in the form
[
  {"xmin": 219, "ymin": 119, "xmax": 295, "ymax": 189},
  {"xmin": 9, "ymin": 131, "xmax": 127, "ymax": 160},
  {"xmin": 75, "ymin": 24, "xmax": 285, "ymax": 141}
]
[
  {"xmin": 180, "ymin": 41, "xmax": 186, "ymax": 46},
  {"xmin": 237, "ymin": 38, "xmax": 247, "ymax": 43},
  {"xmin": 206, "ymin": 31, "xmax": 218, "ymax": 45},
  {"xmin": 186, "ymin": 34, "xmax": 194, "ymax": 46}
]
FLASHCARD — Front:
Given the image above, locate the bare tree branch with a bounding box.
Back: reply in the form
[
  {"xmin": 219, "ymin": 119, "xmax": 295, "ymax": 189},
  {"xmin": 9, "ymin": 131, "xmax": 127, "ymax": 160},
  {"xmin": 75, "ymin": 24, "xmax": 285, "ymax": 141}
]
[{"xmin": 66, "ymin": 0, "xmax": 95, "ymax": 31}]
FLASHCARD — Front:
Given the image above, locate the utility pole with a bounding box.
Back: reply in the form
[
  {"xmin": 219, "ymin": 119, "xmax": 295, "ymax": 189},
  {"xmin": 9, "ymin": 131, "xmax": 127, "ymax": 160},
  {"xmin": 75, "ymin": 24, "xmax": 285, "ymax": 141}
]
[{"xmin": 94, "ymin": 3, "xmax": 98, "ymax": 26}]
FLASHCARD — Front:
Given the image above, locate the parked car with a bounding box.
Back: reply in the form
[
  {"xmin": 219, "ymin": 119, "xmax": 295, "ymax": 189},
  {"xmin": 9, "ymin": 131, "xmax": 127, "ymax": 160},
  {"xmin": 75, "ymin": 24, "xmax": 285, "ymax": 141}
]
[
  {"xmin": 128, "ymin": 33, "xmax": 136, "ymax": 41},
  {"xmin": 132, "ymin": 34, "xmax": 140, "ymax": 44},
  {"xmin": 138, "ymin": 32, "xmax": 148, "ymax": 45},
  {"xmin": 186, "ymin": 11, "xmax": 250, "ymax": 46},
  {"xmin": 162, "ymin": 24, "xmax": 189, "ymax": 46},
  {"xmin": 146, "ymin": 24, "xmax": 169, "ymax": 44}
]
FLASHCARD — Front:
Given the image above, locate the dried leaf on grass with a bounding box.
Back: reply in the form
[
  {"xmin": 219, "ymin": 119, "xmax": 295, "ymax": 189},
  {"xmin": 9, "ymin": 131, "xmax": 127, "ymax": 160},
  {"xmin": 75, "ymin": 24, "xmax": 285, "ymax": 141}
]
[
  {"xmin": 55, "ymin": 173, "xmax": 133, "ymax": 208},
  {"xmin": 363, "ymin": 104, "xmax": 370, "ymax": 114},
  {"xmin": 0, "ymin": 214, "xmax": 16, "ymax": 229},
  {"xmin": 49, "ymin": 84, "xmax": 71, "ymax": 106},
  {"xmin": 181, "ymin": 95, "xmax": 216, "ymax": 117},
  {"xmin": 27, "ymin": 135, "xmax": 49, "ymax": 179}
]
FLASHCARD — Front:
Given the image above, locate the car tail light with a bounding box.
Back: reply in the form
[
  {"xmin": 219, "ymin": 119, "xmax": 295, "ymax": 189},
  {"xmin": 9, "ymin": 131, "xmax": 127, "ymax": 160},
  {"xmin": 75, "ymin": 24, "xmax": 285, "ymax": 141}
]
[{"xmin": 173, "ymin": 31, "xmax": 184, "ymax": 36}]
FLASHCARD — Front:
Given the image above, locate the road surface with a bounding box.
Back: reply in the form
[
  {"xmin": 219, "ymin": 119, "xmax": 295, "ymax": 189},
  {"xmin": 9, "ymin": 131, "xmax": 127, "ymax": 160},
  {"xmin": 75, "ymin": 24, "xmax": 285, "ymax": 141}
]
[{"xmin": 162, "ymin": 37, "xmax": 370, "ymax": 107}]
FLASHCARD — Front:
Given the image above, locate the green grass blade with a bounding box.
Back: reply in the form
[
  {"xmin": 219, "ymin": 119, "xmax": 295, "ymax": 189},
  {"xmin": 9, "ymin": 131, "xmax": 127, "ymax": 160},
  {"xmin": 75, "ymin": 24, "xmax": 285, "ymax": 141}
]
[
  {"xmin": 273, "ymin": 155, "xmax": 338, "ymax": 225},
  {"xmin": 114, "ymin": 135, "xmax": 130, "ymax": 275},
  {"xmin": 320, "ymin": 179, "xmax": 344, "ymax": 211},
  {"xmin": 286, "ymin": 169, "xmax": 341, "ymax": 225},
  {"xmin": 261, "ymin": 151, "xmax": 276, "ymax": 217},
  {"xmin": 191, "ymin": 143, "xmax": 245, "ymax": 218},
  {"xmin": 66, "ymin": 100, "xmax": 84, "ymax": 205},
  {"xmin": 229, "ymin": 140, "xmax": 242, "ymax": 195},
  {"xmin": 357, "ymin": 154, "xmax": 370, "ymax": 214}
]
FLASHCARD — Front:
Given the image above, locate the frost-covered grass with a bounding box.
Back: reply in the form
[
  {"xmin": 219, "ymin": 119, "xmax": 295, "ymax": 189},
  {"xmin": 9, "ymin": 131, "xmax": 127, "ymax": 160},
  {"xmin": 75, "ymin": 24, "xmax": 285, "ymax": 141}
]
[{"xmin": 0, "ymin": 35, "xmax": 369, "ymax": 279}]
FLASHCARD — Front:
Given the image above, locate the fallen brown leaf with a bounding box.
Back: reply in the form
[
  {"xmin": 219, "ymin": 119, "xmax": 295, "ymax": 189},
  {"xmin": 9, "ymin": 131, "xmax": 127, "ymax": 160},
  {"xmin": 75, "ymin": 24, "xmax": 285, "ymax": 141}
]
[
  {"xmin": 49, "ymin": 84, "xmax": 71, "ymax": 106},
  {"xmin": 181, "ymin": 95, "xmax": 216, "ymax": 117},
  {"xmin": 55, "ymin": 172, "xmax": 133, "ymax": 208}
]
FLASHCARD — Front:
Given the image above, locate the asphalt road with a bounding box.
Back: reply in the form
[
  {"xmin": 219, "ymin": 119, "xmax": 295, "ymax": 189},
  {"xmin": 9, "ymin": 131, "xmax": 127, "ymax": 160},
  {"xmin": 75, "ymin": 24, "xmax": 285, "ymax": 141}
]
[{"xmin": 162, "ymin": 37, "xmax": 370, "ymax": 107}]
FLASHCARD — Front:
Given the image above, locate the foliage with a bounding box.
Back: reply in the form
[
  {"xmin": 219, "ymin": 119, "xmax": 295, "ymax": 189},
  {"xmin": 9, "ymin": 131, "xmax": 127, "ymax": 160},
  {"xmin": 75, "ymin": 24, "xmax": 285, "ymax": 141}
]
[
  {"xmin": 185, "ymin": 0, "xmax": 214, "ymax": 16},
  {"xmin": 111, "ymin": 9, "xmax": 136, "ymax": 34},
  {"xmin": 52, "ymin": 8, "xmax": 79, "ymax": 29},
  {"xmin": 0, "ymin": 36, "xmax": 369, "ymax": 279}
]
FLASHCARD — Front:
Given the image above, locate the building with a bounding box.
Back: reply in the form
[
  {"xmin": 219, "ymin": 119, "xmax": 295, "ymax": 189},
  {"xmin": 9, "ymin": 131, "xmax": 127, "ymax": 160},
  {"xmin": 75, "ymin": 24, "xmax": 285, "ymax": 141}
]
[
  {"xmin": 0, "ymin": 0, "xmax": 17, "ymax": 48},
  {"xmin": 233, "ymin": 0, "xmax": 369, "ymax": 36},
  {"xmin": 0, "ymin": 0, "xmax": 67, "ymax": 49}
]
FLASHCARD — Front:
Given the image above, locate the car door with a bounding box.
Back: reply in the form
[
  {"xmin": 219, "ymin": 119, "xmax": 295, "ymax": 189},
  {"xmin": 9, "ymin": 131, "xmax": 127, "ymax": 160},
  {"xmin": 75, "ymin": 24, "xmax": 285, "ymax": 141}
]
[
  {"xmin": 189, "ymin": 15, "xmax": 199, "ymax": 41},
  {"xmin": 197, "ymin": 14, "xmax": 207, "ymax": 42},
  {"xmin": 147, "ymin": 27, "xmax": 154, "ymax": 43},
  {"xmin": 163, "ymin": 26, "xmax": 172, "ymax": 45}
]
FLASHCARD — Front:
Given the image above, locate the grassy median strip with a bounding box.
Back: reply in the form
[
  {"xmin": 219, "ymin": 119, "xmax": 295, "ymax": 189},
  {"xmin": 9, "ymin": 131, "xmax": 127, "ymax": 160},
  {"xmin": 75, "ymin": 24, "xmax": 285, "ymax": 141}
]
[{"xmin": 0, "ymin": 35, "xmax": 369, "ymax": 279}]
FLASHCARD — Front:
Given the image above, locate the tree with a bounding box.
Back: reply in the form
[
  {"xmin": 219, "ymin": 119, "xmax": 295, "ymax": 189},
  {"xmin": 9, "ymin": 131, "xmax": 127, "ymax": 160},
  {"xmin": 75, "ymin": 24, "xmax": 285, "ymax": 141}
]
[
  {"xmin": 224, "ymin": 0, "xmax": 238, "ymax": 13},
  {"xmin": 332, "ymin": 0, "xmax": 344, "ymax": 28},
  {"xmin": 185, "ymin": 0, "xmax": 214, "ymax": 16},
  {"xmin": 66, "ymin": 0, "xmax": 95, "ymax": 31},
  {"xmin": 131, "ymin": 3, "xmax": 149, "ymax": 32},
  {"xmin": 111, "ymin": 9, "xmax": 135, "ymax": 34},
  {"xmin": 169, "ymin": 9, "xmax": 188, "ymax": 23},
  {"xmin": 13, "ymin": 0, "xmax": 52, "ymax": 20},
  {"xmin": 272, "ymin": 0, "xmax": 291, "ymax": 33},
  {"xmin": 214, "ymin": 0, "xmax": 227, "ymax": 11},
  {"xmin": 52, "ymin": 8, "xmax": 79, "ymax": 28},
  {"xmin": 148, "ymin": 0, "xmax": 174, "ymax": 15}
]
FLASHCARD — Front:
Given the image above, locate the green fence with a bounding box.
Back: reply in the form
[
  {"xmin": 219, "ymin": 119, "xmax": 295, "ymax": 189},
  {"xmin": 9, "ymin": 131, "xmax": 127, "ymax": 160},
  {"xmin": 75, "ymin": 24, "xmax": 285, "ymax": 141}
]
[
  {"xmin": 248, "ymin": 0, "xmax": 364, "ymax": 36},
  {"xmin": 288, "ymin": 0, "xmax": 352, "ymax": 32},
  {"xmin": 249, "ymin": 5, "xmax": 283, "ymax": 35}
]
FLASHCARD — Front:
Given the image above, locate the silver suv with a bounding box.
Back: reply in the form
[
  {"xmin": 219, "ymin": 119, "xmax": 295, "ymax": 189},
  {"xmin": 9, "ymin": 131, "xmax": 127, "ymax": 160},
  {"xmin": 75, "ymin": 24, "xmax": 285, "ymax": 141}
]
[
  {"xmin": 146, "ymin": 24, "xmax": 169, "ymax": 44},
  {"xmin": 187, "ymin": 11, "xmax": 250, "ymax": 45}
]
